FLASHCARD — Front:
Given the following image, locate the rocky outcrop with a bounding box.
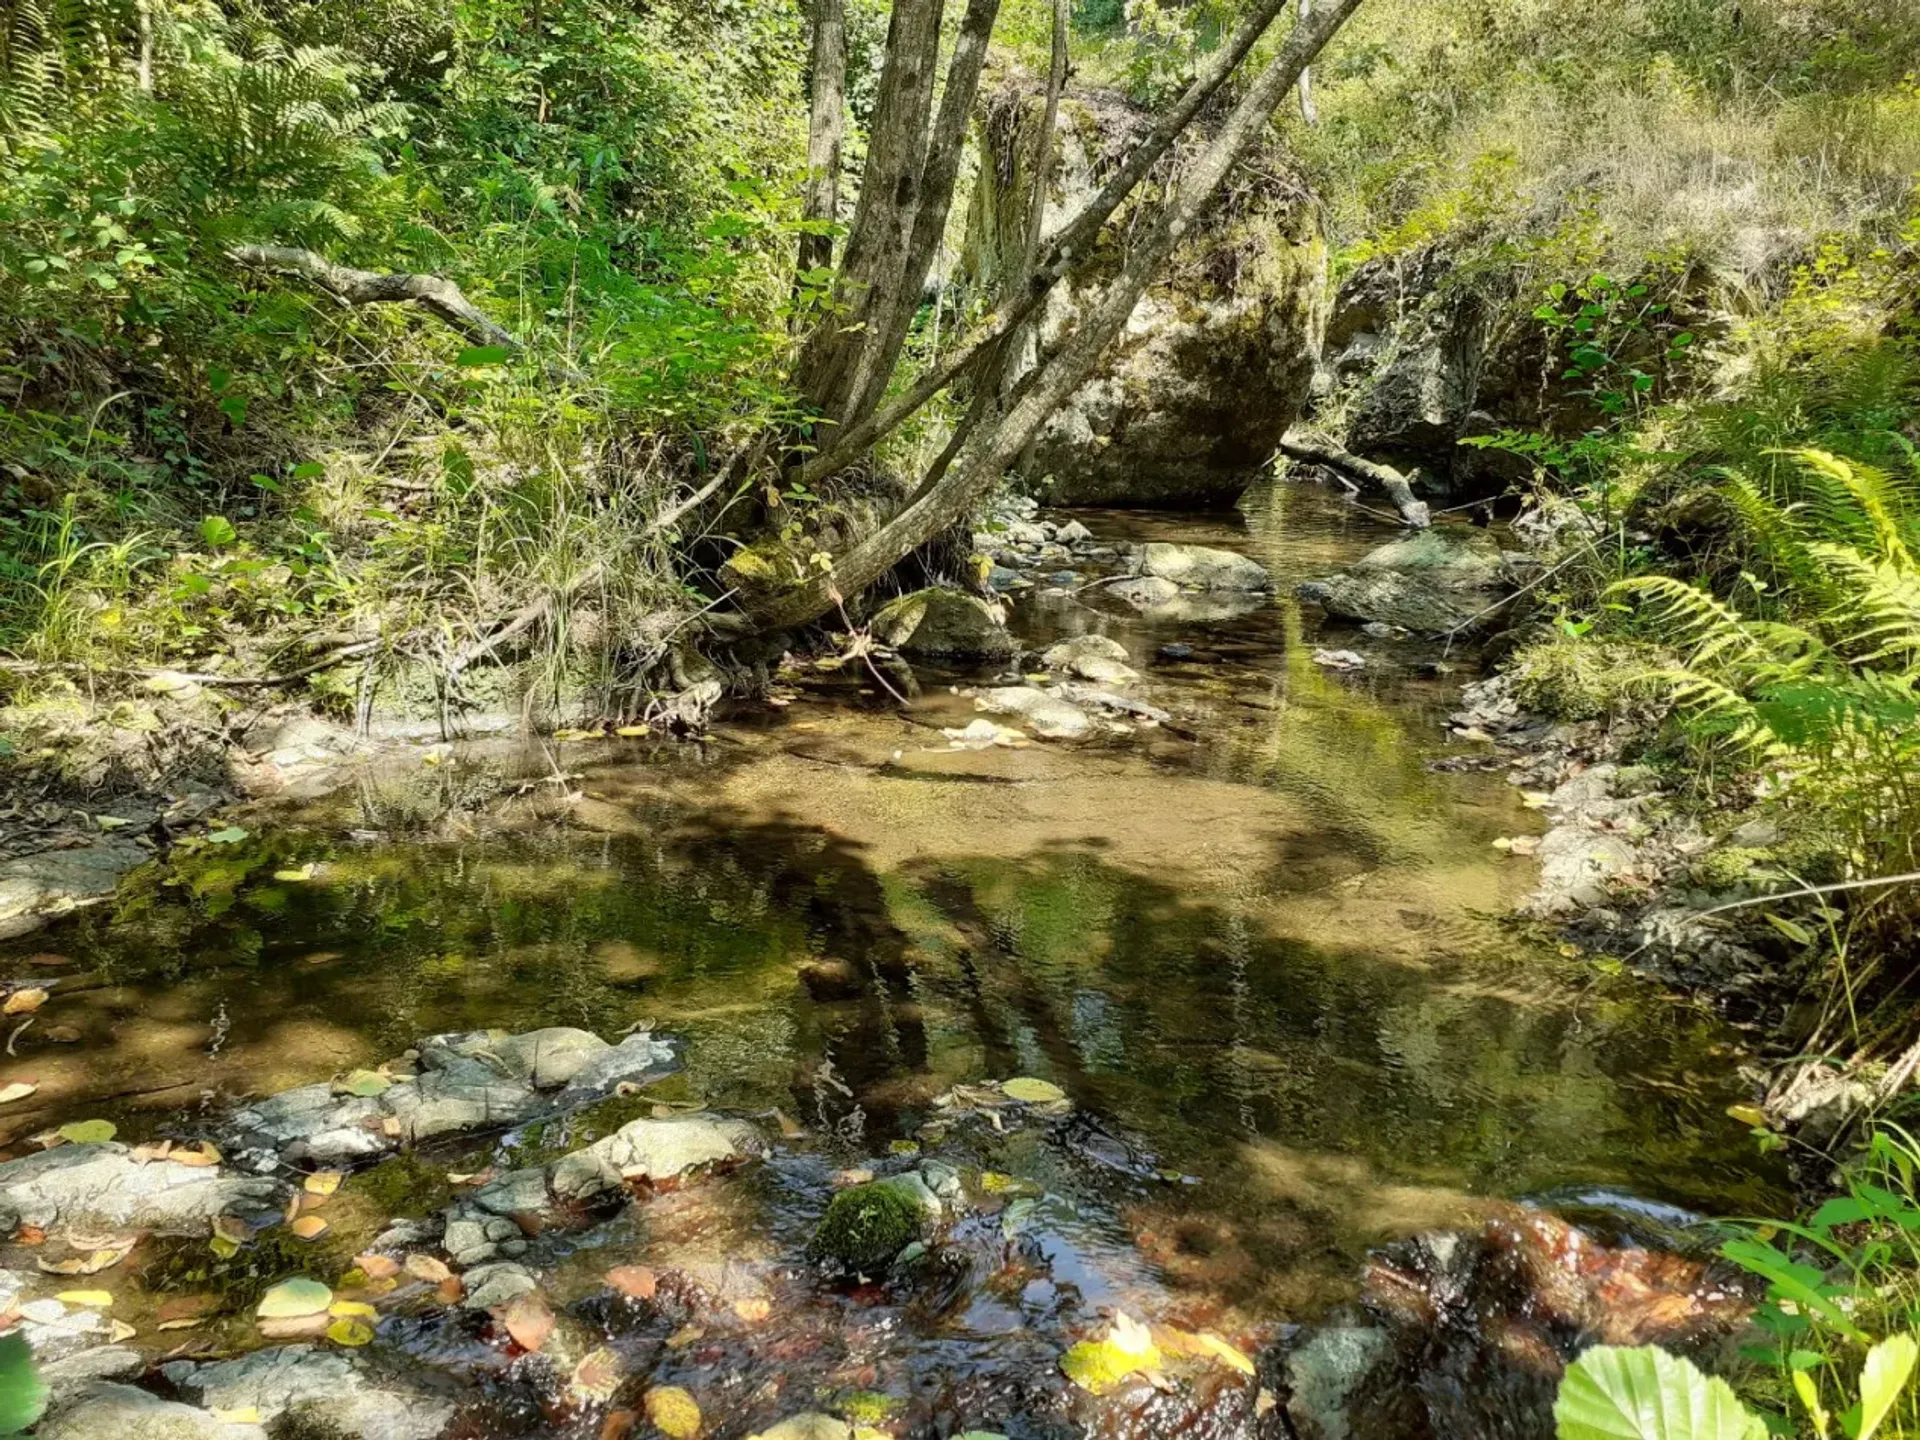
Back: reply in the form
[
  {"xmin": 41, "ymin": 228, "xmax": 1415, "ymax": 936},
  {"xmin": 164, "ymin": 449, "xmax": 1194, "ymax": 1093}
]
[{"xmin": 964, "ymin": 73, "xmax": 1327, "ymax": 508}]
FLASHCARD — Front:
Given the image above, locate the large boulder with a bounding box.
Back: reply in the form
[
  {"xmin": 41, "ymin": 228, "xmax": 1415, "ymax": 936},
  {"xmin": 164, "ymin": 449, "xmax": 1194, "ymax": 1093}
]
[
  {"xmin": 1297, "ymin": 527, "xmax": 1504, "ymax": 635},
  {"xmin": 871, "ymin": 588, "xmax": 1014, "ymax": 662},
  {"xmin": 964, "ymin": 72, "xmax": 1326, "ymax": 507},
  {"xmin": 1139, "ymin": 542, "xmax": 1272, "ymax": 591},
  {"xmin": 38, "ymin": 1383, "xmax": 266, "ymax": 1440},
  {"xmin": 166, "ymin": 1346, "xmax": 456, "ymax": 1440},
  {"xmin": 0, "ymin": 1145, "xmax": 284, "ymax": 1236}
]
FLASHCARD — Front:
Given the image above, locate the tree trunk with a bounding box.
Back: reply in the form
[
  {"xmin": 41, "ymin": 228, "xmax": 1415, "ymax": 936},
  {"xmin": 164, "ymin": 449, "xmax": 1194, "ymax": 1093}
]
[
  {"xmin": 789, "ymin": 0, "xmax": 1302, "ymax": 493},
  {"xmin": 745, "ymin": 0, "xmax": 1366, "ymax": 631},
  {"xmin": 798, "ymin": 0, "xmax": 847, "ymax": 279},
  {"xmin": 791, "ymin": 0, "xmax": 947, "ymax": 429},
  {"xmin": 1297, "ymin": 0, "xmax": 1317, "ymax": 123},
  {"xmin": 1010, "ymin": 0, "xmax": 1070, "ymax": 473}
]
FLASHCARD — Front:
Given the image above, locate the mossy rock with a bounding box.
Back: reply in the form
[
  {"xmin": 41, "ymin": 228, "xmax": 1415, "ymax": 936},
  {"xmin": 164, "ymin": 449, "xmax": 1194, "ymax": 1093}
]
[
  {"xmin": 870, "ymin": 588, "xmax": 1013, "ymax": 662},
  {"xmin": 808, "ymin": 1175, "xmax": 938, "ymax": 1272}
]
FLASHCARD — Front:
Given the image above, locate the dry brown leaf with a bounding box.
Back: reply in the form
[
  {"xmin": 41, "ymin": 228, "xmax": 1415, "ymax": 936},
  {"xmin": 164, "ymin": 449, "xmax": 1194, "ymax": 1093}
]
[
  {"xmin": 3, "ymin": 990, "xmax": 48, "ymax": 1016},
  {"xmin": 380, "ymin": 1116, "xmax": 402, "ymax": 1138},
  {"xmin": 600, "ymin": 1410, "xmax": 640, "ymax": 1440},
  {"xmin": 605, "ymin": 1265, "xmax": 656, "ymax": 1301},
  {"xmin": 497, "ymin": 1292, "xmax": 555, "ymax": 1353},
  {"xmin": 355, "ymin": 1253, "xmax": 400, "ymax": 1280},
  {"xmin": 289, "ymin": 1215, "xmax": 329, "ymax": 1241},
  {"xmin": 211, "ymin": 1216, "xmax": 249, "ymax": 1246},
  {"xmin": 130, "ymin": 1141, "xmax": 173, "ymax": 1165},
  {"xmin": 43, "ymin": 1026, "xmax": 82, "ymax": 1044},
  {"xmin": 37, "ymin": 1245, "xmax": 132, "ymax": 1275},
  {"xmin": 433, "ymin": 1276, "xmax": 465, "ymax": 1305},
  {"xmin": 731, "ymin": 1297, "xmax": 771, "ymax": 1324},
  {"xmin": 404, "ymin": 1254, "xmax": 451, "ymax": 1284},
  {"xmin": 570, "ymin": 1346, "xmax": 622, "ymax": 1402},
  {"xmin": 23, "ymin": 954, "xmax": 71, "ymax": 968},
  {"xmin": 303, "ymin": 1171, "xmax": 343, "ymax": 1197},
  {"xmin": 170, "ymin": 1141, "xmax": 220, "ymax": 1168}
]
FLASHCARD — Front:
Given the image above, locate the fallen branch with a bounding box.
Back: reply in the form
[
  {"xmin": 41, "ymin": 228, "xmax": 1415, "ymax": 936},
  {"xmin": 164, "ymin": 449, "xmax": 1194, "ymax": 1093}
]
[
  {"xmin": 1280, "ymin": 432, "xmax": 1430, "ymax": 527},
  {"xmin": 228, "ymin": 245, "xmax": 519, "ymax": 352}
]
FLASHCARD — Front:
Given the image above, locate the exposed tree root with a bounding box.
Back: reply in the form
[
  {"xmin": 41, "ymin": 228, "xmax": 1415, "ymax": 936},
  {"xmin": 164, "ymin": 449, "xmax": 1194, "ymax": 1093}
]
[{"xmin": 227, "ymin": 245, "xmax": 520, "ymax": 351}]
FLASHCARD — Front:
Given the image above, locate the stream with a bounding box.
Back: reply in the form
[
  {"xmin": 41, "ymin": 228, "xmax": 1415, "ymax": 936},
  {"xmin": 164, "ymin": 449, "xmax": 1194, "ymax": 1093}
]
[{"xmin": 0, "ymin": 481, "xmax": 1788, "ymax": 1438}]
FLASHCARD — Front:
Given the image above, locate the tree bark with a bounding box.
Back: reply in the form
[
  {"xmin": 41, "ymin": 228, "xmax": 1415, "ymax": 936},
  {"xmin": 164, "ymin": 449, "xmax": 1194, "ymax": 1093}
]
[
  {"xmin": 1280, "ymin": 432, "xmax": 1431, "ymax": 526},
  {"xmin": 746, "ymin": 0, "xmax": 1366, "ymax": 631},
  {"xmin": 798, "ymin": 0, "xmax": 847, "ymax": 279},
  {"xmin": 1009, "ymin": 0, "xmax": 1070, "ymax": 472},
  {"xmin": 1296, "ymin": 0, "xmax": 1317, "ymax": 123},
  {"xmin": 846, "ymin": 0, "xmax": 1004, "ymax": 428},
  {"xmin": 789, "ymin": 0, "xmax": 1302, "ymax": 492},
  {"xmin": 792, "ymin": 0, "xmax": 947, "ymax": 428}
]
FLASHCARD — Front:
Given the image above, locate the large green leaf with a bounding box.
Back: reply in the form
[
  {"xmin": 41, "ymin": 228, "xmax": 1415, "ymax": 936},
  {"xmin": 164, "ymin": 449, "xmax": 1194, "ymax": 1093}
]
[
  {"xmin": 0, "ymin": 1333, "xmax": 47, "ymax": 1436},
  {"xmin": 1555, "ymin": 1345, "xmax": 1767, "ymax": 1440},
  {"xmin": 1857, "ymin": 1333, "xmax": 1918, "ymax": 1440}
]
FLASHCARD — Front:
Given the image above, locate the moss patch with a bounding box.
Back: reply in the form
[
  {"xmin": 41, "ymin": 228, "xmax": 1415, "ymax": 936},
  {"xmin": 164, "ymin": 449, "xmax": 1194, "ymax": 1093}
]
[{"xmin": 808, "ymin": 1180, "xmax": 926, "ymax": 1272}]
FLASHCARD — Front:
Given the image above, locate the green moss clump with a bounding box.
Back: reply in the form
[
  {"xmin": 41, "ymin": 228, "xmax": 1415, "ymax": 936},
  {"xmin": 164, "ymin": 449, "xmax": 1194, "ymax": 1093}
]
[
  {"xmin": 1687, "ymin": 846, "xmax": 1774, "ymax": 892},
  {"xmin": 349, "ymin": 1149, "xmax": 456, "ymax": 1218},
  {"xmin": 808, "ymin": 1180, "xmax": 925, "ymax": 1271},
  {"xmin": 1510, "ymin": 637, "xmax": 1655, "ymax": 722}
]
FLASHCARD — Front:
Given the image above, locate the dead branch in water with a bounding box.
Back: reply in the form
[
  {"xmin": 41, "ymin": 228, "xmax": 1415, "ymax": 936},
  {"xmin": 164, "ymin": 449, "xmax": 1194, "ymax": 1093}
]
[{"xmin": 1279, "ymin": 432, "xmax": 1431, "ymax": 527}]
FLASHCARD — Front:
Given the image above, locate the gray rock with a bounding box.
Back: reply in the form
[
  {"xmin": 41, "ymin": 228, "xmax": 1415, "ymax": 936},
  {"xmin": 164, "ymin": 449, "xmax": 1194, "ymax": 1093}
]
[
  {"xmin": 549, "ymin": 1114, "xmax": 762, "ymax": 1202},
  {"xmin": 173, "ymin": 1345, "xmax": 454, "ymax": 1440},
  {"xmin": 1350, "ymin": 528, "xmax": 1504, "ymax": 588},
  {"xmin": 1109, "ymin": 576, "xmax": 1180, "ymax": 609},
  {"xmin": 384, "ymin": 1058, "xmax": 543, "ymax": 1143},
  {"xmin": 470, "ymin": 1166, "xmax": 550, "ymax": 1218},
  {"xmin": 0, "ymin": 840, "xmax": 149, "ymax": 936},
  {"xmin": 1003, "ymin": 520, "xmax": 1049, "ymax": 547},
  {"xmin": 40, "ymin": 1344, "xmax": 145, "ymax": 1402},
  {"xmin": 1295, "ymin": 573, "xmax": 1483, "ymax": 634},
  {"xmin": 1311, "ymin": 649, "xmax": 1367, "ymax": 670},
  {"xmin": 1139, "ymin": 542, "xmax": 1272, "ymax": 592},
  {"xmin": 1041, "ymin": 634, "xmax": 1138, "ymax": 685},
  {"xmin": 39, "ymin": 1383, "xmax": 268, "ymax": 1440},
  {"xmin": 974, "ymin": 687, "xmax": 1093, "ymax": 740},
  {"xmin": 871, "ymin": 588, "xmax": 1015, "ymax": 663},
  {"xmin": 461, "ymin": 1262, "xmax": 540, "ymax": 1310},
  {"xmin": 1526, "ymin": 827, "xmax": 1642, "ymax": 916},
  {"xmin": 1053, "ymin": 684, "xmax": 1171, "ymax": 724},
  {"xmin": 1056, "ymin": 519, "xmax": 1094, "ymax": 544},
  {"xmin": 554, "ymin": 1030, "xmax": 679, "ymax": 1101},
  {"xmin": 460, "ymin": 1027, "xmax": 611, "ymax": 1088},
  {"xmin": 0, "ymin": 1144, "xmax": 284, "ymax": 1235},
  {"xmin": 1285, "ymin": 1326, "xmax": 1395, "ymax": 1440}
]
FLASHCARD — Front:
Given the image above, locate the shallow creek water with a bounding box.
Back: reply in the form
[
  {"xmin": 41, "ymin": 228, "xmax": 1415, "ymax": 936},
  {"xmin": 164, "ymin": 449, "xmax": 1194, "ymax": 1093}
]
[{"xmin": 0, "ymin": 482, "xmax": 1788, "ymax": 1434}]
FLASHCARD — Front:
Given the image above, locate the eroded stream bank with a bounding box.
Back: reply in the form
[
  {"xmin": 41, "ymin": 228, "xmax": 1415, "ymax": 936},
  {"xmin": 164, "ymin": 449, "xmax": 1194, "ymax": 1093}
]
[{"xmin": 0, "ymin": 482, "xmax": 1786, "ymax": 1437}]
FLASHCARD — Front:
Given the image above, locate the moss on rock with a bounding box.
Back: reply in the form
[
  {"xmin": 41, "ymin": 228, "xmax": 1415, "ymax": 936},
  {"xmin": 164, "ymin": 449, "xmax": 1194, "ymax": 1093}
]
[{"xmin": 808, "ymin": 1176, "xmax": 934, "ymax": 1272}]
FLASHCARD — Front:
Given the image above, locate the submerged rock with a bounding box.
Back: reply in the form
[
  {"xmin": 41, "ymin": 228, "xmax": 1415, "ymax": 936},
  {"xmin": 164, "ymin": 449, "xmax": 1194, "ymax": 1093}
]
[
  {"xmin": 1041, "ymin": 633, "xmax": 1138, "ymax": 685},
  {"xmin": 1350, "ymin": 528, "xmax": 1504, "ymax": 588},
  {"xmin": 0, "ymin": 839, "xmax": 150, "ymax": 939},
  {"xmin": 1285, "ymin": 1326, "xmax": 1395, "ymax": 1440},
  {"xmin": 39, "ymin": 1382, "xmax": 266, "ymax": 1440},
  {"xmin": 0, "ymin": 1144, "xmax": 284, "ymax": 1236},
  {"xmin": 975, "ymin": 687, "xmax": 1094, "ymax": 740},
  {"xmin": 225, "ymin": 1026, "xmax": 679, "ymax": 1167},
  {"xmin": 872, "ymin": 588, "xmax": 1014, "ymax": 663},
  {"xmin": 1138, "ymin": 543, "xmax": 1272, "ymax": 592},
  {"xmin": 167, "ymin": 1345, "xmax": 456, "ymax": 1440}
]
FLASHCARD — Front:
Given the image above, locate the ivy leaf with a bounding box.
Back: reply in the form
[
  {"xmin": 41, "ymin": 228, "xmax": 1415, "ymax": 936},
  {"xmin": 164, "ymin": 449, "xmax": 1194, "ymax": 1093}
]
[{"xmin": 0, "ymin": 1333, "xmax": 48, "ymax": 1435}]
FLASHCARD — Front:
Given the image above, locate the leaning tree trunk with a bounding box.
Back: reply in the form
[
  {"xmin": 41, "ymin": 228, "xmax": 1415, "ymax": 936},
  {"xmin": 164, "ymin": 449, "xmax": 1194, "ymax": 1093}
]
[{"xmin": 742, "ymin": 0, "xmax": 1366, "ymax": 632}]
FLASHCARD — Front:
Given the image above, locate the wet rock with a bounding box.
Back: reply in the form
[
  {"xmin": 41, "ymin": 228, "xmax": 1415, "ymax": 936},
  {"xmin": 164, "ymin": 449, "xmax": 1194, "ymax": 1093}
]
[
  {"xmin": 986, "ymin": 565, "xmax": 1029, "ymax": 593},
  {"xmin": 461, "ymin": 1261, "xmax": 540, "ymax": 1310},
  {"xmin": 40, "ymin": 1345, "xmax": 146, "ymax": 1402},
  {"xmin": 1351, "ymin": 528, "xmax": 1504, "ymax": 589},
  {"xmin": 1284, "ymin": 1326, "xmax": 1394, "ymax": 1440},
  {"xmin": 1311, "ymin": 649, "xmax": 1367, "ymax": 671},
  {"xmin": 750, "ymin": 1416, "xmax": 853, "ymax": 1440},
  {"xmin": 1109, "ymin": 576, "xmax": 1180, "ymax": 610},
  {"xmin": 0, "ymin": 1144, "xmax": 284, "ymax": 1236},
  {"xmin": 809, "ymin": 1174, "xmax": 939, "ymax": 1272},
  {"xmin": 1296, "ymin": 572, "xmax": 1482, "ymax": 635},
  {"xmin": 975, "ymin": 687, "xmax": 1093, "ymax": 740},
  {"xmin": 170, "ymin": 1344, "xmax": 456, "ymax": 1440},
  {"xmin": 1138, "ymin": 543, "xmax": 1272, "ymax": 592},
  {"xmin": 872, "ymin": 589, "xmax": 1015, "ymax": 663},
  {"xmin": 549, "ymin": 1113, "xmax": 763, "ymax": 1203},
  {"xmin": 0, "ymin": 839, "xmax": 149, "ymax": 939},
  {"xmin": 1052, "ymin": 684, "xmax": 1171, "ymax": 725},
  {"xmin": 38, "ymin": 1382, "xmax": 266, "ymax": 1440},
  {"xmin": 1156, "ymin": 643, "xmax": 1194, "ymax": 661},
  {"xmin": 1526, "ymin": 827, "xmax": 1642, "ymax": 916},
  {"xmin": 1056, "ymin": 519, "xmax": 1094, "ymax": 544},
  {"xmin": 1041, "ymin": 634, "xmax": 1138, "ymax": 685},
  {"xmin": 226, "ymin": 1026, "xmax": 681, "ymax": 1167}
]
